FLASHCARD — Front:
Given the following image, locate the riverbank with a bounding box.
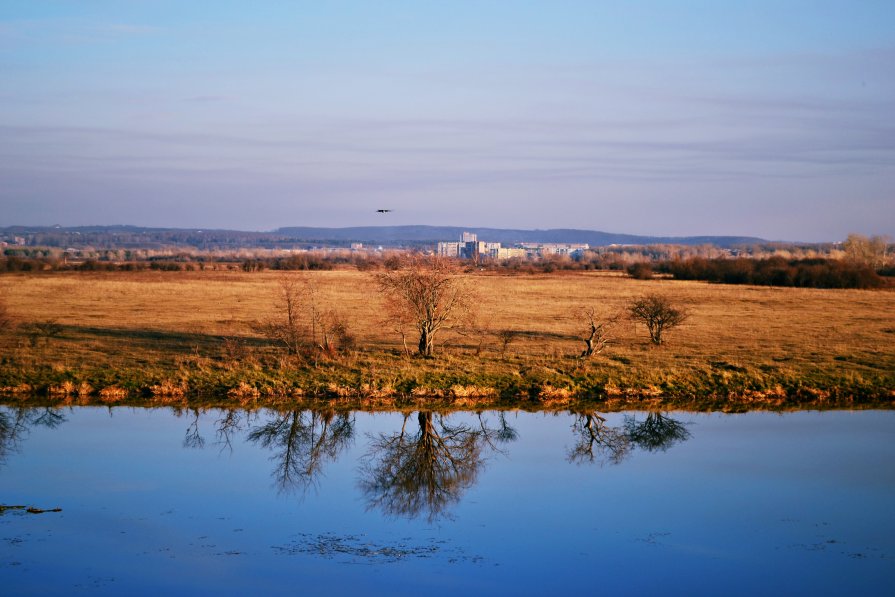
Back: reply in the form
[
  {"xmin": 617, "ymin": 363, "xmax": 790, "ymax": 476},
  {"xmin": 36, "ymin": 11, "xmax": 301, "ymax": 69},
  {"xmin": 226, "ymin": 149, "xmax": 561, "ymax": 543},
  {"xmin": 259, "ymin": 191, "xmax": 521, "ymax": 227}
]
[
  {"xmin": 1, "ymin": 352, "xmax": 892, "ymax": 413},
  {"xmin": 1, "ymin": 270, "xmax": 893, "ymax": 410}
]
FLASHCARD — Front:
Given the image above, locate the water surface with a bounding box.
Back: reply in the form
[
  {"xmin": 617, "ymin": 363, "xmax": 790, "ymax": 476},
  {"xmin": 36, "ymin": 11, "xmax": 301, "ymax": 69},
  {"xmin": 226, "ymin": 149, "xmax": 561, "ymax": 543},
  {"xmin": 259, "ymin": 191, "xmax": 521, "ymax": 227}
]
[{"xmin": 1, "ymin": 406, "xmax": 893, "ymax": 595}]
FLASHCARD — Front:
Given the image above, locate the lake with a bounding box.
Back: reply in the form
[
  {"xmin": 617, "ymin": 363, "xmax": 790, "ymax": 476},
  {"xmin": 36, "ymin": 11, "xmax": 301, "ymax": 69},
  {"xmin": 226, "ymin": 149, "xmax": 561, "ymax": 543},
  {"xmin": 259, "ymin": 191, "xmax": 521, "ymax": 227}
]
[{"xmin": 1, "ymin": 406, "xmax": 893, "ymax": 595}]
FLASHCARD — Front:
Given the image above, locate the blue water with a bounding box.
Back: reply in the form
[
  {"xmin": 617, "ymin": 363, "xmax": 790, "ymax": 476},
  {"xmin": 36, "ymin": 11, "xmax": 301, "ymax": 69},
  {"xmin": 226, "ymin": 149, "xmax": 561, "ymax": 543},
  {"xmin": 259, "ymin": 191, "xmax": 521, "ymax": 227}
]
[{"xmin": 1, "ymin": 407, "xmax": 893, "ymax": 595}]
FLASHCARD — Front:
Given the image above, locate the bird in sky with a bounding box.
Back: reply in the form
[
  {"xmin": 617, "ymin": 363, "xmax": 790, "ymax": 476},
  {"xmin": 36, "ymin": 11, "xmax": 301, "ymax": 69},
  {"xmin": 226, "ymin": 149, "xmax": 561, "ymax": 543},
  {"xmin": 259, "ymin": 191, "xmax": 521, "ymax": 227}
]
[{"xmin": 376, "ymin": 209, "xmax": 392, "ymax": 213}]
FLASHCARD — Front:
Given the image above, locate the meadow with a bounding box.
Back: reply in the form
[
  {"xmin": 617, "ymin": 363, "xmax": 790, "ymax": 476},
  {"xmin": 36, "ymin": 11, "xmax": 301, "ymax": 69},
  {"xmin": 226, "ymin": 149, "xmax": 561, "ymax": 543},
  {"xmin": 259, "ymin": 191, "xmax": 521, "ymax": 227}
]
[{"xmin": 1, "ymin": 269, "xmax": 893, "ymax": 410}]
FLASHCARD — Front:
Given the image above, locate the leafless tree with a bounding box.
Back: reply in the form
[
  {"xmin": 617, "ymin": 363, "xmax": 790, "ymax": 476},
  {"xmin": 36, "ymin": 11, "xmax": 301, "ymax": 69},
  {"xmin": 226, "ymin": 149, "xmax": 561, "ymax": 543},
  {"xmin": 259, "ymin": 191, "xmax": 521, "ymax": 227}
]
[
  {"xmin": 253, "ymin": 276, "xmax": 352, "ymax": 359},
  {"xmin": 376, "ymin": 255, "xmax": 474, "ymax": 357},
  {"xmin": 577, "ymin": 307, "xmax": 618, "ymax": 358},
  {"xmin": 567, "ymin": 411, "xmax": 630, "ymax": 465},
  {"xmin": 454, "ymin": 312, "xmax": 493, "ymax": 357},
  {"xmin": 253, "ymin": 277, "xmax": 306, "ymax": 355},
  {"xmin": 628, "ymin": 294, "xmax": 688, "ymax": 345},
  {"xmin": 316, "ymin": 309, "xmax": 354, "ymax": 356},
  {"xmin": 842, "ymin": 233, "xmax": 891, "ymax": 268},
  {"xmin": 496, "ymin": 329, "xmax": 517, "ymax": 358}
]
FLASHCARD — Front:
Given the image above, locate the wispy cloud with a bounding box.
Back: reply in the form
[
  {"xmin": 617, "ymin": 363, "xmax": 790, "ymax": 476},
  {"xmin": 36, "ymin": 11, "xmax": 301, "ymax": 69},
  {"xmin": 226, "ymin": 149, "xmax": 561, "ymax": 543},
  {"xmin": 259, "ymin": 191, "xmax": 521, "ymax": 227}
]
[
  {"xmin": 0, "ymin": 18, "xmax": 161, "ymax": 44},
  {"xmin": 183, "ymin": 95, "xmax": 227, "ymax": 103}
]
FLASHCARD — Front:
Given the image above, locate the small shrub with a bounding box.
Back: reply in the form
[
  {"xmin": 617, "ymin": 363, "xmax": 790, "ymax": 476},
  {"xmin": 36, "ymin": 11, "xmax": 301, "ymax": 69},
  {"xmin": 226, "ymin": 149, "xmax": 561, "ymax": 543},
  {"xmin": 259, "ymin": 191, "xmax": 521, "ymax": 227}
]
[
  {"xmin": 626, "ymin": 262, "xmax": 654, "ymax": 280},
  {"xmin": 150, "ymin": 380, "xmax": 186, "ymax": 399},
  {"xmin": 538, "ymin": 384, "xmax": 573, "ymax": 403},
  {"xmin": 99, "ymin": 386, "xmax": 128, "ymax": 402},
  {"xmin": 24, "ymin": 319, "xmax": 63, "ymax": 347},
  {"xmin": 227, "ymin": 382, "xmax": 260, "ymax": 401},
  {"xmin": 628, "ymin": 294, "xmax": 688, "ymax": 345},
  {"xmin": 49, "ymin": 381, "xmax": 76, "ymax": 396}
]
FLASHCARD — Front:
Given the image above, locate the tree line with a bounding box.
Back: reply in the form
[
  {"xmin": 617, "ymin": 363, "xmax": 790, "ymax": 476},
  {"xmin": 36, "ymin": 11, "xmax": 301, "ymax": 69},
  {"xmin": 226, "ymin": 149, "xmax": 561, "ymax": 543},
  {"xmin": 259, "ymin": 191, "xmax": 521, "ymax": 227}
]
[{"xmin": 655, "ymin": 256, "xmax": 889, "ymax": 289}]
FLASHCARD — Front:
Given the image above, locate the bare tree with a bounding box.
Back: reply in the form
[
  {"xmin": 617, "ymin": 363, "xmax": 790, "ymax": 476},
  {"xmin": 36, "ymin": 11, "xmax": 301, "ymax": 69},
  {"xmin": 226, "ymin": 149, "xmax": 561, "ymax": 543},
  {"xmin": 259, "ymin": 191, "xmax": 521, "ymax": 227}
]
[
  {"xmin": 577, "ymin": 307, "xmax": 618, "ymax": 358},
  {"xmin": 454, "ymin": 312, "xmax": 493, "ymax": 357},
  {"xmin": 842, "ymin": 233, "xmax": 890, "ymax": 268},
  {"xmin": 628, "ymin": 294, "xmax": 688, "ymax": 345},
  {"xmin": 376, "ymin": 255, "xmax": 474, "ymax": 357},
  {"xmin": 496, "ymin": 329, "xmax": 517, "ymax": 358},
  {"xmin": 316, "ymin": 309, "xmax": 354, "ymax": 356},
  {"xmin": 253, "ymin": 277, "xmax": 306, "ymax": 355},
  {"xmin": 253, "ymin": 276, "xmax": 353, "ymax": 359}
]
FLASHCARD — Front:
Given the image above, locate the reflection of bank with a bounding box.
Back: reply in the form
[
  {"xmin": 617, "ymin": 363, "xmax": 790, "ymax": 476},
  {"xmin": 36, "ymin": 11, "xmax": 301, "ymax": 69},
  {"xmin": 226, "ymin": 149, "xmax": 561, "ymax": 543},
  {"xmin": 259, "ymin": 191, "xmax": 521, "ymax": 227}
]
[{"xmin": 359, "ymin": 411, "xmax": 516, "ymax": 522}]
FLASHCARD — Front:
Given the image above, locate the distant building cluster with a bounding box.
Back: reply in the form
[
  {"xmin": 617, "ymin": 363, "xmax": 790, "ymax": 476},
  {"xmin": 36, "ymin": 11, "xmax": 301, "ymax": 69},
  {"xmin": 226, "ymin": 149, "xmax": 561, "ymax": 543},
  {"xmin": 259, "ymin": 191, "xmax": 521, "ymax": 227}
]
[
  {"xmin": 437, "ymin": 232, "xmax": 588, "ymax": 260},
  {"xmin": 0, "ymin": 236, "xmax": 27, "ymax": 247}
]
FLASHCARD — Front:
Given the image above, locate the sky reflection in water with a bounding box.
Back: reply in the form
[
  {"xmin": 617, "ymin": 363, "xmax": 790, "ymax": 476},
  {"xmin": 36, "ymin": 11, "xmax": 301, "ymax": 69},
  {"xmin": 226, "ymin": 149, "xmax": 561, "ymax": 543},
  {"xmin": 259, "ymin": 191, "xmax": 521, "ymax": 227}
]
[{"xmin": 1, "ymin": 406, "xmax": 893, "ymax": 595}]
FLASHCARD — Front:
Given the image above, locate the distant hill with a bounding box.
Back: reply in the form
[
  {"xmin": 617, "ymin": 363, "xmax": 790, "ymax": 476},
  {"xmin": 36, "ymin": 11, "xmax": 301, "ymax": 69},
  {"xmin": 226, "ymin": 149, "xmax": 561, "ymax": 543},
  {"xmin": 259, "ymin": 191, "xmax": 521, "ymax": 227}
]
[
  {"xmin": 1, "ymin": 224, "xmax": 768, "ymax": 250},
  {"xmin": 275, "ymin": 226, "xmax": 766, "ymax": 248}
]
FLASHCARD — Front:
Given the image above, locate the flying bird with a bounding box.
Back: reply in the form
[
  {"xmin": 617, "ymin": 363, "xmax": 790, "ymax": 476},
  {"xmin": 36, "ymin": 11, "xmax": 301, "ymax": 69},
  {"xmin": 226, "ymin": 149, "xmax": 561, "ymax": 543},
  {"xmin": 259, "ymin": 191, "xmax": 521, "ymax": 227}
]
[{"xmin": 376, "ymin": 209, "xmax": 392, "ymax": 213}]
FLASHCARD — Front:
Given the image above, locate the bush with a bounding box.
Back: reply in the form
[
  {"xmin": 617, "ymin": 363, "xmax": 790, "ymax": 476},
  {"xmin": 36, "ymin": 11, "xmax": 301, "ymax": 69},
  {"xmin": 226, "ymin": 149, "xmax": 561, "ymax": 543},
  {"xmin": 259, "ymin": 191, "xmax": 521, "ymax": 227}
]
[
  {"xmin": 626, "ymin": 262, "xmax": 654, "ymax": 280},
  {"xmin": 628, "ymin": 294, "xmax": 687, "ymax": 345}
]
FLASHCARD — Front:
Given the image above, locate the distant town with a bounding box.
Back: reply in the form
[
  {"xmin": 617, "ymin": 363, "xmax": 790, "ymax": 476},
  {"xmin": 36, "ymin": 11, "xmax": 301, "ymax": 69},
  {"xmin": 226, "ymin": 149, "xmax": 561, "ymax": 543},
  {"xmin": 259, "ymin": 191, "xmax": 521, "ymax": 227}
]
[{"xmin": 437, "ymin": 232, "xmax": 589, "ymax": 260}]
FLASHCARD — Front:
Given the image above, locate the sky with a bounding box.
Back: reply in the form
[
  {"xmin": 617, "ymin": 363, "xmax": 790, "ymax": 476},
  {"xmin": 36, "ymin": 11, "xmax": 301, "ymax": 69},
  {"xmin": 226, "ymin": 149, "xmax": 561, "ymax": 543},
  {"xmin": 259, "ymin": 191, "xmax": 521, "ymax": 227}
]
[{"xmin": 1, "ymin": 1, "xmax": 893, "ymax": 241}]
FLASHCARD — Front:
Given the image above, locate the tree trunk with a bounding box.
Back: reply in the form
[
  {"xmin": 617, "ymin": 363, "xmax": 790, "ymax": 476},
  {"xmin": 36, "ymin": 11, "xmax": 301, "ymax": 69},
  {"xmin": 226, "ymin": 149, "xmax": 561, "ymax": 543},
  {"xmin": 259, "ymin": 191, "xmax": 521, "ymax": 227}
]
[
  {"xmin": 581, "ymin": 335, "xmax": 594, "ymax": 357},
  {"xmin": 418, "ymin": 324, "xmax": 435, "ymax": 356}
]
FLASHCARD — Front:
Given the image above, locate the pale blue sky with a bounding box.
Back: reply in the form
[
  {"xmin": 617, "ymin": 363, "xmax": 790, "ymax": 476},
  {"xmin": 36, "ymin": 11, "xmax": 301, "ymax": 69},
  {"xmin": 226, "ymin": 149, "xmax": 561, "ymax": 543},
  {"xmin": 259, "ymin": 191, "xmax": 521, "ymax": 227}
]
[{"xmin": 2, "ymin": 1, "xmax": 893, "ymax": 241}]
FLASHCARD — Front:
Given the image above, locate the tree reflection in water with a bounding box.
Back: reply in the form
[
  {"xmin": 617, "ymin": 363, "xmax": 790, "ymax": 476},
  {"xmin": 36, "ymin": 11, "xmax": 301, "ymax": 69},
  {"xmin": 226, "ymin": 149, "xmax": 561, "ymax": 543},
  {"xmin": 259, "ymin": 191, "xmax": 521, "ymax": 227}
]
[
  {"xmin": 214, "ymin": 409, "xmax": 246, "ymax": 454},
  {"xmin": 247, "ymin": 410, "xmax": 355, "ymax": 495},
  {"xmin": 624, "ymin": 412, "xmax": 691, "ymax": 452},
  {"xmin": 567, "ymin": 411, "xmax": 631, "ymax": 465},
  {"xmin": 1, "ymin": 404, "xmax": 690, "ymax": 515},
  {"xmin": 0, "ymin": 406, "xmax": 66, "ymax": 466},
  {"xmin": 568, "ymin": 410, "xmax": 691, "ymax": 465},
  {"xmin": 182, "ymin": 408, "xmax": 206, "ymax": 449},
  {"xmin": 359, "ymin": 411, "xmax": 517, "ymax": 522}
]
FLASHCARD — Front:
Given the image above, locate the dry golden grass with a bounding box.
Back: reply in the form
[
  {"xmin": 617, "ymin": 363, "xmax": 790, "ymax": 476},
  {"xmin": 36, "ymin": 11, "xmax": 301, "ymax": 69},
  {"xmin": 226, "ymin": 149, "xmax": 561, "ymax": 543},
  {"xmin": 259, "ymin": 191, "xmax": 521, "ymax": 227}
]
[{"xmin": 0, "ymin": 269, "xmax": 893, "ymax": 403}]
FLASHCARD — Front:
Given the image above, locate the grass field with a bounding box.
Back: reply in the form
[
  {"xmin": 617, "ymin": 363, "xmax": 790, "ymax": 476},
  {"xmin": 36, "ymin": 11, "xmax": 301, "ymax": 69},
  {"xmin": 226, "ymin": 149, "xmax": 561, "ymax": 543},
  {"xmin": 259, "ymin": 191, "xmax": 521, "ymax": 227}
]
[{"xmin": 1, "ymin": 269, "xmax": 893, "ymax": 410}]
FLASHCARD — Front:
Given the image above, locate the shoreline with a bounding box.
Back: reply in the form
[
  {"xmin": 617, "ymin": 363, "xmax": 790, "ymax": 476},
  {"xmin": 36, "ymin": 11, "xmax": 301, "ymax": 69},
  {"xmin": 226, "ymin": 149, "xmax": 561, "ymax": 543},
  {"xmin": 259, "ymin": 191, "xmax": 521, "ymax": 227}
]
[{"xmin": 3, "ymin": 380, "xmax": 893, "ymax": 413}]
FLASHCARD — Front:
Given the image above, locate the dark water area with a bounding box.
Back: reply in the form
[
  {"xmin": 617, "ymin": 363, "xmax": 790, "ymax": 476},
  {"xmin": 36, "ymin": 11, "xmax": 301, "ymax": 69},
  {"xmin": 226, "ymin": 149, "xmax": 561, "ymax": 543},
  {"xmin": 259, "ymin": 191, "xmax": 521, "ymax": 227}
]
[{"xmin": 1, "ymin": 406, "xmax": 893, "ymax": 596}]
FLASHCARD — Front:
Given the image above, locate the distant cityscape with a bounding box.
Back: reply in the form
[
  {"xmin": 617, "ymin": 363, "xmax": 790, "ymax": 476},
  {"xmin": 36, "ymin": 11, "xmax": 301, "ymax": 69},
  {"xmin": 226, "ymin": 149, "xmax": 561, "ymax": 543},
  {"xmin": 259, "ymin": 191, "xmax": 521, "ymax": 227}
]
[{"xmin": 437, "ymin": 232, "xmax": 589, "ymax": 260}]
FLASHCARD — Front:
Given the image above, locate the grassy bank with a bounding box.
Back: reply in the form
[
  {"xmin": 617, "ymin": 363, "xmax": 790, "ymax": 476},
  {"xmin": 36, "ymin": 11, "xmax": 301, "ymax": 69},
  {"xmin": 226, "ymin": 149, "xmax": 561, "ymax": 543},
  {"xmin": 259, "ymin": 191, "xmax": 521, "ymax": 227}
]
[{"xmin": 1, "ymin": 270, "xmax": 893, "ymax": 410}]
